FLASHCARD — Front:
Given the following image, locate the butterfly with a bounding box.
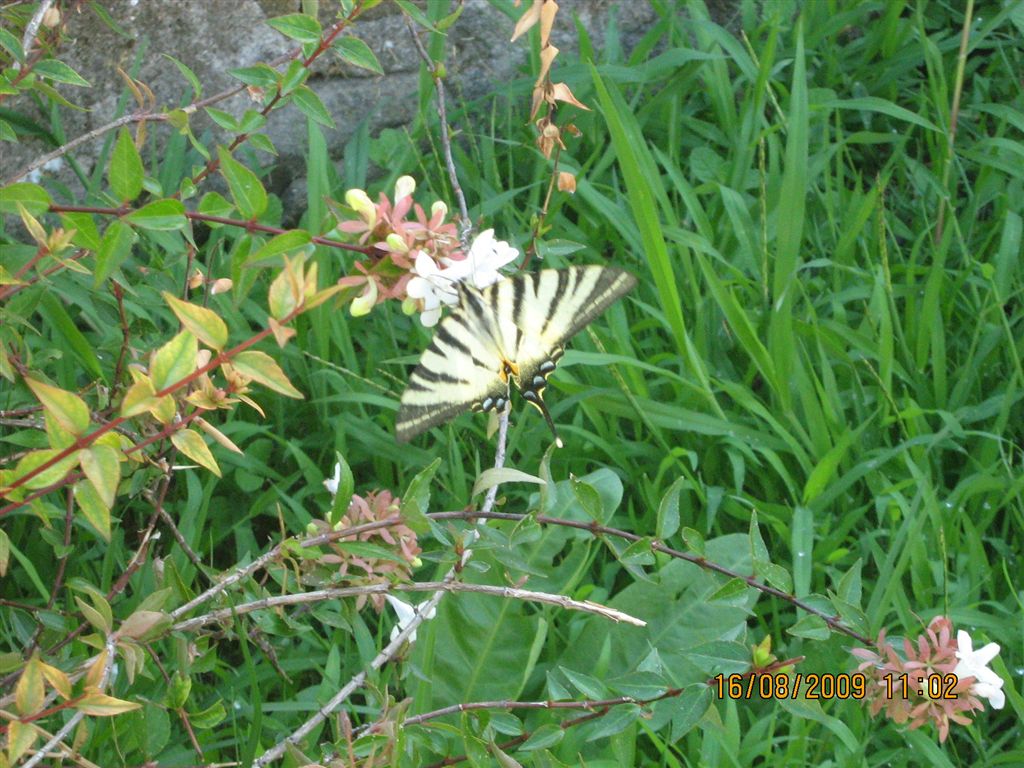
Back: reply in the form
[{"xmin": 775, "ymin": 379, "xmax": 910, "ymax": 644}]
[{"xmin": 396, "ymin": 265, "xmax": 636, "ymax": 446}]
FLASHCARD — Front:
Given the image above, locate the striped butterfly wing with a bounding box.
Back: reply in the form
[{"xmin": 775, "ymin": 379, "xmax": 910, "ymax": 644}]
[{"xmin": 395, "ymin": 265, "xmax": 636, "ymax": 443}]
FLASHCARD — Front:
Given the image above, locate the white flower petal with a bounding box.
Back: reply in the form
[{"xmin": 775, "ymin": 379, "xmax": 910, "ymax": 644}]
[{"xmin": 323, "ymin": 462, "xmax": 342, "ymax": 496}]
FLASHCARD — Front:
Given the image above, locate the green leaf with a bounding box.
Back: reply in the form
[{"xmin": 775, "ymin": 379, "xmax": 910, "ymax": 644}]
[
  {"xmin": 0, "ymin": 26, "xmax": 24, "ymax": 64},
  {"xmin": 94, "ymin": 219, "xmax": 138, "ymax": 286},
  {"xmin": 189, "ymin": 699, "xmax": 227, "ymax": 729},
  {"xmin": 279, "ymin": 60, "xmax": 308, "ymax": 95},
  {"xmin": 244, "ymin": 229, "xmax": 313, "ymax": 267},
  {"xmin": 204, "ymin": 107, "xmax": 240, "ymax": 132},
  {"xmin": 217, "ymin": 147, "xmax": 267, "ymax": 219},
  {"xmin": 163, "ymin": 292, "xmax": 229, "ymax": 350},
  {"xmin": 656, "ymin": 476, "xmax": 685, "ymax": 540},
  {"xmin": 570, "ymin": 475, "xmax": 605, "ymax": 521},
  {"xmin": 79, "ymin": 445, "xmax": 121, "ymax": 508},
  {"xmin": 232, "ymin": 350, "xmax": 303, "ymax": 398},
  {"xmin": 399, "ymin": 457, "xmax": 442, "ymax": 533},
  {"xmin": 291, "ymin": 85, "xmax": 335, "ymax": 127},
  {"xmin": 109, "ymin": 128, "xmax": 144, "ymax": 202},
  {"xmin": 619, "ymin": 537, "xmax": 656, "ymax": 566},
  {"xmin": 33, "ymin": 58, "xmax": 90, "ymax": 86},
  {"xmin": 228, "ymin": 64, "xmax": 280, "ymax": 89},
  {"xmin": 162, "ymin": 54, "xmax": 202, "ymax": 98},
  {"xmin": 787, "ymin": 614, "xmax": 830, "ymax": 641},
  {"xmin": 24, "ymin": 378, "xmax": 90, "ymax": 436},
  {"xmin": 0, "ymin": 183, "xmax": 51, "ymax": 215},
  {"xmin": 59, "ymin": 211, "xmax": 101, "ymax": 250},
  {"xmin": 171, "ymin": 429, "xmax": 221, "ymax": 477},
  {"xmin": 124, "ymin": 199, "xmax": 187, "ymax": 230},
  {"xmin": 197, "ymin": 191, "xmax": 234, "ymax": 220},
  {"xmin": 327, "ymin": 452, "xmax": 355, "ymax": 526},
  {"xmin": 471, "ymin": 467, "xmax": 545, "ymax": 498},
  {"xmin": 165, "ymin": 672, "xmax": 192, "ymax": 710},
  {"xmin": 267, "ymin": 13, "xmax": 322, "ymax": 44},
  {"xmin": 332, "ymin": 36, "xmax": 383, "ymax": 75},
  {"xmin": 74, "ymin": 595, "xmax": 112, "ymax": 634},
  {"xmin": 151, "ymin": 330, "xmax": 198, "ymax": 392},
  {"xmin": 393, "ymin": 0, "xmax": 437, "ymax": 31}
]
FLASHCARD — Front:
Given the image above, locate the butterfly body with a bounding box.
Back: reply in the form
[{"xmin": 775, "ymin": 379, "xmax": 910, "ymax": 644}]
[{"xmin": 396, "ymin": 265, "xmax": 636, "ymax": 444}]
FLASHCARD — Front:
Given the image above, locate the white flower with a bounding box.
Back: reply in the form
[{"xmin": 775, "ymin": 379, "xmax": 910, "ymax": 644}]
[
  {"xmin": 385, "ymin": 594, "xmax": 436, "ymax": 644},
  {"xmin": 406, "ymin": 251, "xmax": 461, "ymax": 327},
  {"xmin": 954, "ymin": 630, "xmax": 1005, "ymax": 709},
  {"xmin": 394, "ymin": 175, "xmax": 416, "ymax": 201},
  {"xmin": 323, "ymin": 462, "xmax": 342, "ymax": 497},
  {"xmin": 456, "ymin": 228, "xmax": 519, "ymax": 289},
  {"xmin": 345, "ymin": 188, "xmax": 376, "ymax": 227},
  {"xmin": 406, "ymin": 230, "xmax": 519, "ymax": 326},
  {"xmin": 349, "ymin": 277, "xmax": 378, "ymax": 317}
]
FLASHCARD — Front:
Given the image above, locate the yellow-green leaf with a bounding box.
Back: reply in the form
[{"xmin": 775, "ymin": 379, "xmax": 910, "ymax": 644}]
[
  {"xmin": 75, "ymin": 595, "xmax": 113, "ymax": 635},
  {"xmin": 163, "ymin": 292, "xmax": 228, "ymax": 350},
  {"xmin": 14, "ymin": 655, "xmax": 44, "ymax": 716},
  {"xmin": 151, "ymin": 394, "xmax": 177, "ymax": 424},
  {"xmin": 14, "ymin": 448, "xmax": 80, "ymax": 490},
  {"xmin": 120, "ymin": 377, "xmax": 157, "ymax": 417},
  {"xmin": 0, "ymin": 528, "xmax": 9, "ymax": 577},
  {"xmin": 7, "ymin": 720, "xmax": 38, "ymax": 763},
  {"xmin": 232, "ymin": 350, "xmax": 303, "ymax": 398},
  {"xmin": 25, "ymin": 377, "xmax": 90, "ymax": 435},
  {"xmin": 80, "ymin": 444, "xmax": 121, "ymax": 508},
  {"xmin": 171, "ymin": 428, "xmax": 221, "ymax": 477},
  {"xmin": 151, "ymin": 330, "xmax": 197, "ymax": 392},
  {"xmin": 40, "ymin": 661, "xmax": 73, "ymax": 700},
  {"xmin": 74, "ymin": 479, "xmax": 111, "ymax": 541},
  {"xmin": 75, "ymin": 688, "xmax": 142, "ymax": 716},
  {"xmin": 267, "ymin": 260, "xmax": 301, "ymax": 320}
]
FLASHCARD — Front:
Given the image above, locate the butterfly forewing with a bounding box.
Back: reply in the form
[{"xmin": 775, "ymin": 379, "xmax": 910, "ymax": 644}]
[{"xmin": 395, "ymin": 265, "xmax": 636, "ymax": 443}]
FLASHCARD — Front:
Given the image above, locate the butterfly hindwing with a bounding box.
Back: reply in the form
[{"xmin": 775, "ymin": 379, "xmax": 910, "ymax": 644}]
[
  {"xmin": 395, "ymin": 265, "xmax": 636, "ymax": 443},
  {"xmin": 395, "ymin": 302, "xmax": 508, "ymax": 443}
]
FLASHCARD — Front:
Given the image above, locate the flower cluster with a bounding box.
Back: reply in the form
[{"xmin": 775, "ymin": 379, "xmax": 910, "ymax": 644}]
[
  {"xmin": 851, "ymin": 616, "xmax": 1005, "ymax": 742},
  {"xmin": 335, "ymin": 176, "xmax": 518, "ymax": 325},
  {"xmin": 308, "ymin": 472, "xmax": 421, "ymax": 611}
]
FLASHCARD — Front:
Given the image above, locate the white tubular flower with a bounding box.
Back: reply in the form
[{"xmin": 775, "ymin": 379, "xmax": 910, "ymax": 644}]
[
  {"xmin": 454, "ymin": 228, "xmax": 519, "ymax": 289},
  {"xmin": 954, "ymin": 630, "xmax": 1005, "ymax": 709},
  {"xmin": 394, "ymin": 175, "xmax": 416, "ymax": 201},
  {"xmin": 350, "ymin": 278, "xmax": 378, "ymax": 317},
  {"xmin": 345, "ymin": 188, "xmax": 376, "ymax": 227},
  {"xmin": 430, "ymin": 200, "xmax": 448, "ymax": 219},
  {"xmin": 385, "ymin": 594, "xmax": 436, "ymax": 644},
  {"xmin": 406, "ymin": 251, "xmax": 461, "ymax": 327}
]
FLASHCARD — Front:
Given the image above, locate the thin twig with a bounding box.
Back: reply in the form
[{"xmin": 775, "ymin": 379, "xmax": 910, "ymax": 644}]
[
  {"xmin": 172, "ymin": 578, "xmax": 644, "ymax": 633},
  {"xmin": 432, "ymin": 510, "xmax": 872, "ymax": 645},
  {"xmin": 402, "ymin": 11, "xmax": 471, "ymax": 246},
  {"xmin": 254, "ymin": 409, "xmax": 511, "ymax": 767},
  {"xmin": 14, "ymin": 0, "xmax": 55, "ymax": 72}
]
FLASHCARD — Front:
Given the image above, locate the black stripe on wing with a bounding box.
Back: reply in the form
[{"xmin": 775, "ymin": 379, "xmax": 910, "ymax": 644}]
[{"xmin": 556, "ymin": 267, "xmax": 637, "ymax": 342}]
